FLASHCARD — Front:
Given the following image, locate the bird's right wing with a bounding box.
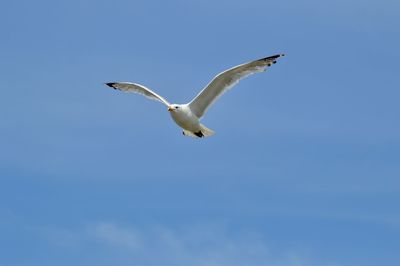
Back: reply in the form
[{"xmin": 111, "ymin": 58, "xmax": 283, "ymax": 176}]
[
  {"xmin": 105, "ymin": 82, "xmax": 171, "ymax": 107},
  {"xmin": 189, "ymin": 54, "xmax": 285, "ymax": 118}
]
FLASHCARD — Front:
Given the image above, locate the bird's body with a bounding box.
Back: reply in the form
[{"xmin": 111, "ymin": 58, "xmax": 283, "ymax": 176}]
[
  {"xmin": 105, "ymin": 54, "xmax": 285, "ymax": 138},
  {"xmin": 169, "ymin": 104, "xmax": 201, "ymax": 133},
  {"xmin": 168, "ymin": 104, "xmax": 215, "ymax": 137}
]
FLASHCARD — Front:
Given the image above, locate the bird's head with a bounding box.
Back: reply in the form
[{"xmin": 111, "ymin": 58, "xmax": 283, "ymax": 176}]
[{"xmin": 168, "ymin": 104, "xmax": 180, "ymax": 112}]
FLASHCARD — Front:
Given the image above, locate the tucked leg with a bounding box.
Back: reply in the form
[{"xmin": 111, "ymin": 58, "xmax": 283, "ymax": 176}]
[{"xmin": 194, "ymin": 131, "xmax": 204, "ymax": 138}]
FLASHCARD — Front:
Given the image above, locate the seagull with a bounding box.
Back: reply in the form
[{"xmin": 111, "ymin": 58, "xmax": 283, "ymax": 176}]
[{"xmin": 105, "ymin": 54, "xmax": 285, "ymax": 138}]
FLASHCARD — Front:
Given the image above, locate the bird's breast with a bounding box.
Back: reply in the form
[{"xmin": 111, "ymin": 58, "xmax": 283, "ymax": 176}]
[{"xmin": 170, "ymin": 107, "xmax": 200, "ymax": 131}]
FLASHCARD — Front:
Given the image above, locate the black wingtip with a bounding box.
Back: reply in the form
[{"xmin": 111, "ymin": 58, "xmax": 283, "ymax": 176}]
[
  {"xmin": 105, "ymin": 82, "xmax": 116, "ymax": 89},
  {"xmin": 263, "ymin": 54, "xmax": 285, "ymax": 61}
]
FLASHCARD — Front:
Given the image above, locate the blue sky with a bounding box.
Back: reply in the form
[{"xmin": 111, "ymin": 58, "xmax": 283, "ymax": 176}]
[{"xmin": 1, "ymin": 0, "xmax": 399, "ymax": 265}]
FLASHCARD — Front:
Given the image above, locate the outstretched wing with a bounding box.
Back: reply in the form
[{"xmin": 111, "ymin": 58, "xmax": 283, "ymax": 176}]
[
  {"xmin": 105, "ymin": 82, "xmax": 170, "ymax": 107},
  {"xmin": 189, "ymin": 54, "xmax": 285, "ymax": 118}
]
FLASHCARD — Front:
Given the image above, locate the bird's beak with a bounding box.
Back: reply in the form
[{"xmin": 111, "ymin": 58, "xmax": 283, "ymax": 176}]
[{"xmin": 168, "ymin": 106, "xmax": 173, "ymax": 112}]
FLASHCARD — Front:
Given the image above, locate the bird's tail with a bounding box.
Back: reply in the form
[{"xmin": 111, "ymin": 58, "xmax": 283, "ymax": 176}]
[
  {"xmin": 200, "ymin": 124, "xmax": 215, "ymax": 137},
  {"xmin": 182, "ymin": 124, "xmax": 215, "ymax": 138}
]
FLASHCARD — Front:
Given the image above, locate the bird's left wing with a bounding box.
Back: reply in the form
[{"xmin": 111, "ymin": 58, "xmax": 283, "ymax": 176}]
[
  {"xmin": 105, "ymin": 82, "xmax": 170, "ymax": 107},
  {"xmin": 189, "ymin": 54, "xmax": 285, "ymax": 118}
]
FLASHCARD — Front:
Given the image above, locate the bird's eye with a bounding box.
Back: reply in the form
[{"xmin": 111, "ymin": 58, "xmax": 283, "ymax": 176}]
[{"xmin": 176, "ymin": 106, "xmax": 179, "ymax": 109}]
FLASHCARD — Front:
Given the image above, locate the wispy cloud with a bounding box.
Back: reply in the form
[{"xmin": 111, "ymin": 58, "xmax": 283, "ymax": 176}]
[
  {"xmin": 43, "ymin": 222, "xmax": 338, "ymax": 266},
  {"xmin": 89, "ymin": 222, "xmax": 142, "ymax": 250}
]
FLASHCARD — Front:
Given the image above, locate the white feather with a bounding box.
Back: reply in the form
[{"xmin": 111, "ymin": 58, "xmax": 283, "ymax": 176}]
[
  {"xmin": 105, "ymin": 82, "xmax": 170, "ymax": 107},
  {"xmin": 189, "ymin": 54, "xmax": 285, "ymax": 118}
]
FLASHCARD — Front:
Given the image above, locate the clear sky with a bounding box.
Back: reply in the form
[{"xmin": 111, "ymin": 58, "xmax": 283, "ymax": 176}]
[{"xmin": 1, "ymin": 0, "xmax": 399, "ymax": 265}]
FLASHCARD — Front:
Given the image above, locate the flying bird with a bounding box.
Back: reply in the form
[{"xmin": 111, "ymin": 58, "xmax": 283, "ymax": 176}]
[{"xmin": 105, "ymin": 54, "xmax": 285, "ymax": 138}]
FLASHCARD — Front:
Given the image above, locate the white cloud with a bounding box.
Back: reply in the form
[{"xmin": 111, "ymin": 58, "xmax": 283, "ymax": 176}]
[
  {"xmin": 89, "ymin": 222, "xmax": 142, "ymax": 250},
  {"xmin": 43, "ymin": 222, "xmax": 339, "ymax": 266}
]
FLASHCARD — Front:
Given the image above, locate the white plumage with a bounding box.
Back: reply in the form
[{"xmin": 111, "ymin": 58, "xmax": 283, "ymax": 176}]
[{"xmin": 105, "ymin": 54, "xmax": 285, "ymax": 138}]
